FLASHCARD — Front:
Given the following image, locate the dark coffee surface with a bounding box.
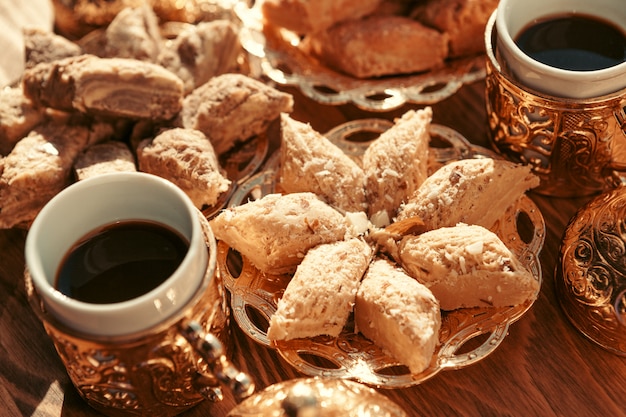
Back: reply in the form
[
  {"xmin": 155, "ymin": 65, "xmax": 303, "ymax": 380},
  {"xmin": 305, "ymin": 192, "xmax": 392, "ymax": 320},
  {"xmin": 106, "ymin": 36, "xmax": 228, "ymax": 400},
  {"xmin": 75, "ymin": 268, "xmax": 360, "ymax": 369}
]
[
  {"xmin": 515, "ymin": 14, "xmax": 626, "ymax": 71},
  {"xmin": 55, "ymin": 220, "xmax": 189, "ymax": 304}
]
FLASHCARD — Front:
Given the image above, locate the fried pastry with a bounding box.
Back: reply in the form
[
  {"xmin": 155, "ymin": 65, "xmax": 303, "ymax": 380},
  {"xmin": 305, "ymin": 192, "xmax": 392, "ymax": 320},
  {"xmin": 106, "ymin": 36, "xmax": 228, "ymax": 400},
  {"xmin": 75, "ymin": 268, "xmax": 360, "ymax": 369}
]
[
  {"xmin": 398, "ymin": 223, "xmax": 539, "ymax": 310},
  {"xmin": 363, "ymin": 107, "xmax": 432, "ymax": 224},
  {"xmin": 278, "ymin": 114, "xmax": 367, "ymax": 213},
  {"xmin": 210, "ymin": 192, "xmax": 349, "ymax": 274},
  {"xmin": 411, "ymin": 0, "xmax": 499, "ymax": 58},
  {"xmin": 52, "ymin": 0, "xmax": 144, "ymax": 39},
  {"xmin": 23, "ymin": 27, "xmax": 83, "ymax": 70},
  {"xmin": 137, "ymin": 128, "xmax": 231, "ymax": 209},
  {"xmin": 22, "ymin": 54, "xmax": 184, "ymax": 120},
  {"xmin": 0, "ymin": 87, "xmax": 46, "ymax": 156},
  {"xmin": 178, "ymin": 73, "xmax": 293, "ymax": 154},
  {"xmin": 304, "ymin": 15, "xmax": 448, "ymax": 78},
  {"xmin": 355, "ymin": 258, "xmax": 441, "ymax": 374},
  {"xmin": 158, "ymin": 20, "xmax": 242, "ymax": 94},
  {"xmin": 267, "ymin": 238, "xmax": 372, "ymax": 341},
  {"xmin": 396, "ymin": 158, "xmax": 540, "ymax": 230},
  {"xmin": 261, "ymin": 0, "xmax": 383, "ymax": 34},
  {"xmin": 0, "ymin": 118, "xmax": 113, "ymax": 229},
  {"xmin": 103, "ymin": 4, "xmax": 163, "ymax": 62},
  {"xmin": 74, "ymin": 140, "xmax": 136, "ymax": 180}
]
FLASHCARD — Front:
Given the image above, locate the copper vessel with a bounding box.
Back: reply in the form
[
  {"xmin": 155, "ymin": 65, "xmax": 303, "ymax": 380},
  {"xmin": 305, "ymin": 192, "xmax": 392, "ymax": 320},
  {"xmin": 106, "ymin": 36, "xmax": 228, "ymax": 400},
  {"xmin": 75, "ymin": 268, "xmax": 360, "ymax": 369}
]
[
  {"xmin": 26, "ymin": 216, "xmax": 253, "ymax": 416},
  {"xmin": 484, "ymin": 12, "xmax": 626, "ymax": 198}
]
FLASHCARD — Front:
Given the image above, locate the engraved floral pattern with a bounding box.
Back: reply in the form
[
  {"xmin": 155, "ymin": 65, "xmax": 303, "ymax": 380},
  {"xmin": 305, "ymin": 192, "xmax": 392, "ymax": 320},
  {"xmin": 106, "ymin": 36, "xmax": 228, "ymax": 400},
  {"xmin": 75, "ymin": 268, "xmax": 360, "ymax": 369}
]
[
  {"xmin": 486, "ymin": 59, "xmax": 625, "ymax": 197},
  {"xmin": 558, "ymin": 187, "xmax": 626, "ymax": 354}
]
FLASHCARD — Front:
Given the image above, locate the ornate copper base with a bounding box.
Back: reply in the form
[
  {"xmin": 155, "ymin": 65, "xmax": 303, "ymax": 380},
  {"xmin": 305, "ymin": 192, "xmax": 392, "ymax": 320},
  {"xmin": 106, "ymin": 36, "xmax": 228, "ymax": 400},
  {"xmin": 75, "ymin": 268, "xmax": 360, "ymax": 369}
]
[
  {"xmin": 556, "ymin": 186, "xmax": 626, "ymax": 356},
  {"xmin": 484, "ymin": 12, "xmax": 626, "ymax": 198}
]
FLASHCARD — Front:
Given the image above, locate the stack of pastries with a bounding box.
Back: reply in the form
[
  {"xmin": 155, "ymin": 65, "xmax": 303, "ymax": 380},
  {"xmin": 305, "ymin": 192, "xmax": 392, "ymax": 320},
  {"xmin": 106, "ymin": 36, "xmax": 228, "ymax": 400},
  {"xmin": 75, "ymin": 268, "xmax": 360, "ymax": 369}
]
[
  {"xmin": 0, "ymin": 3, "xmax": 294, "ymax": 228},
  {"xmin": 210, "ymin": 108, "xmax": 541, "ymax": 375}
]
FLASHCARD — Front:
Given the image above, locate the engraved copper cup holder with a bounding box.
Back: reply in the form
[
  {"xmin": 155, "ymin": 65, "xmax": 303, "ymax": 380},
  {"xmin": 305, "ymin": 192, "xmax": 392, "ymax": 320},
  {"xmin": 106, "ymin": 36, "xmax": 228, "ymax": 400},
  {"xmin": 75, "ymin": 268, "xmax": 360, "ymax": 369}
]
[
  {"xmin": 484, "ymin": 11, "xmax": 626, "ymax": 198},
  {"xmin": 25, "ymin": 214, "xmax": 254, "ymax": 417}
]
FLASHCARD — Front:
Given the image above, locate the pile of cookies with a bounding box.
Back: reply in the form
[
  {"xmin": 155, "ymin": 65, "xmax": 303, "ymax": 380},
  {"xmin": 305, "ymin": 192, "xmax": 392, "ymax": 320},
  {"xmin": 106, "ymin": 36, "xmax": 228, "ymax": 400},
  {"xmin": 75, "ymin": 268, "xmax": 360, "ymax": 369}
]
[{"xmin": 0, "ymin": 3, "xmax": 293, "ymax": 229}]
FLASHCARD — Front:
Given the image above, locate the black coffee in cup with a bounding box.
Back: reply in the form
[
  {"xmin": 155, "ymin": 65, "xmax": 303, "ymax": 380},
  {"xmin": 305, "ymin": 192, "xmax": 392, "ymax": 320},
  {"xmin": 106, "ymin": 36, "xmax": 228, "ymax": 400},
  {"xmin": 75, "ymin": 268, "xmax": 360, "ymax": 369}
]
[
  {"xmin": 515, "ymin": 13, "xmax": 626, "ymax": 71},
  {"xmin": 55, "ymin": 220, "xmax": 189, "ymax": 304}
]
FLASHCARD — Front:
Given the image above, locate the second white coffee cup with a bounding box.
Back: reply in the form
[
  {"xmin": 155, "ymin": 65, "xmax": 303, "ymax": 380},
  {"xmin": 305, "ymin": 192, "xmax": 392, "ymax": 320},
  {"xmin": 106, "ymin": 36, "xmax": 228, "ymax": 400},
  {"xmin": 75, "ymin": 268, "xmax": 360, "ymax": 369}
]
[{"xmin": 495, "ymin": 0, "xmax": 626, "ymax": 99}]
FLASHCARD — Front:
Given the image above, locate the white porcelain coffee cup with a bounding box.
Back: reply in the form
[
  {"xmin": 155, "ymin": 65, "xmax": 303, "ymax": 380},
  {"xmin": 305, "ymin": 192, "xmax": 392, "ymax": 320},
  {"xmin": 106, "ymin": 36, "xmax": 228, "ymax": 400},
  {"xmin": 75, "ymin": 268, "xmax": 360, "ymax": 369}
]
[
  {"xmin": 495, "ymin": 0, "xmax": 626, "ymax": 99},
  {"xmin": 25, "ymin": 172, "xmax": 208, "ymax": 336}
]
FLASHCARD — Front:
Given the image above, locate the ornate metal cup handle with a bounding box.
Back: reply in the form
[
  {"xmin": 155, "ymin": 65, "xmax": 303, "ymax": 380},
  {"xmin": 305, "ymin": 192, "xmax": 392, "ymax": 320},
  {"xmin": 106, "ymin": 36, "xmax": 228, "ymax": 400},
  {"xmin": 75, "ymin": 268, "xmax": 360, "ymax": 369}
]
[{"xmin": 182, "ymin": 321, "xmax": 255, "ymax": 402}]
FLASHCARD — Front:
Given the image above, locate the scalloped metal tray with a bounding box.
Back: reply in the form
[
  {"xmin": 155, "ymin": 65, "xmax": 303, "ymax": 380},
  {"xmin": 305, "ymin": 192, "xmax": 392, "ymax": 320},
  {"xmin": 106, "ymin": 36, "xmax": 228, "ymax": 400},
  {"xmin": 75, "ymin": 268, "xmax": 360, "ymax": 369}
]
[
  {"xmin": 218, "ymin": 120, "xmax": 545, "ymax": 388},
  {"xmin": 234, "ymin": 3, "xmax": 487, "ymax": 111}
]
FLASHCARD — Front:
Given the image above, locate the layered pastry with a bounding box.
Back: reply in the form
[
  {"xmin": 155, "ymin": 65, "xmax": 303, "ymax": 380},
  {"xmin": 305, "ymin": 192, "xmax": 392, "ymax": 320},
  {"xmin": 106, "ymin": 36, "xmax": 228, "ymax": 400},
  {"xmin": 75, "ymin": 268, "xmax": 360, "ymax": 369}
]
[
  {"xmin": 74, "ymin": 140, "xmax": 136, "ymax": 180},
  {"xmin": 278, "ymin": 113, "xmax": 367, "ymax": 214},
  {"xmin": 178, "ymin": 73, "xmax": 293, "ymax": 154},
  {"xmin": 362, "ymin": 107, "xmax": 431, "ymax": 224},
  {"xmin": 398, "ymin": 223, "xmax": 539, "ymax": 310},
  {"xmin": 137, "ymin": 128, "xmax": 231, "ymax": 209},
  {"xmin": 267, "ymin": 238, "xmax": 372, "ymax": 341},
  {"xmin": 22, "ymin": 54, "xmax": 184, "ymax": 120},
  {"xmin": 355, "ymin": 258, "xmax": 441, "ymax": 374},
  {"xmin": 210, "ymin": 192, "xmax": 349, "ymax": 274},
  {"xmin": 396, "ymin": 158, "xmax": 540, "ymax": 230}
]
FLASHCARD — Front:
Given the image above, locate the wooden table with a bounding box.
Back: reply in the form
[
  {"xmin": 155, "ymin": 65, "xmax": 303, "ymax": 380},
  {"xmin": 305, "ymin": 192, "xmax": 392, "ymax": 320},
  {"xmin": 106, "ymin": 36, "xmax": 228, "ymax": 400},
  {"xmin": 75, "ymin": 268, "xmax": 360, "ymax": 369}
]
[{"xmin": 2, "ymin": 80, "xmax": 625, "ymax": 417}]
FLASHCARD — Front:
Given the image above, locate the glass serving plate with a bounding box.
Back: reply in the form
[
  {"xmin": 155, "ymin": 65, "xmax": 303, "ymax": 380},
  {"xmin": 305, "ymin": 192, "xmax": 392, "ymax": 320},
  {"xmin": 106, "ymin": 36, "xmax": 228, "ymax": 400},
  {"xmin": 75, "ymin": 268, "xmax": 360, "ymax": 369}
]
[
  {"xmin": 218, "ymin": 120, "xmax": 545, "ymax": 388},
  {"xmin": 234, "ymin": 2, "xmax": 487, "ymax": 112}
]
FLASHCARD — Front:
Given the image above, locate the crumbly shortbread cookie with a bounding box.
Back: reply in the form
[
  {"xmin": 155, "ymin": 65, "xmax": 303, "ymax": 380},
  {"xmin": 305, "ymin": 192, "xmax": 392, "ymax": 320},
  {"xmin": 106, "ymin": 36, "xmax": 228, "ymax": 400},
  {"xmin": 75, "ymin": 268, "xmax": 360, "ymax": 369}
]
[
  {"xmin": 261, "ymin": 0, "xmax": 383, "ymax": 34},
  {"xmin": 159, "ymin": 20, "xmax": 242, "ymax": 94},
  {"xmin": 278, "ymin": 114, "xmax": 367, "ymax": 213},
  {"xmin": 363, "ymin": 108, "xmax": 431, "ymax": 223},
  {"xmin": 0, "ymin": 87, "xmax": 46, "ymax": 156},
  {"xmin": 137, "ymin": 128, "xmax": 230, "ymax": 209},
  {"xmin": 396, "ymin": 158, "xmax": 540, "ymax": 230},
  {"xmin": 22, "ymin": 54, "xmax": 184, "ymax": 120},
  {"xmin": 411, "ymin": 0, "xmax": 499, "ymax": 58},
  {"xmin": 267, "ymin": 238, "xmax": 372, "ymax": 341},
  {"xmin": 355, "ymin": 258, "xmax": 441, "ymax": 374},
  {"xmin": 103, "ymin": 4, "xmax": 163, "ymax": 62},
  {"xmin": 23, "ymin": 27, "xmax": 83, "ymax": 70},
  {"xmin": 210, "ymin": 192, "xmax": 348, "ymax": 274},
  {"xmin": 74, "ymin": 140, "xmax": 136, "ymax": 180},
  {"xmin": 178, "ymin": 73, "xmax": 293, "ymax": 155},
  {"xmin": 399, "ymin": 223, "xmax": 539, "ymax": 310},
  {"xmin": 0, "ymin": 119, "xmax": 113, "ymax": 228},
  {"xmin": 304, "ymin": 15, "xmax": 448, "ymax": 78}
]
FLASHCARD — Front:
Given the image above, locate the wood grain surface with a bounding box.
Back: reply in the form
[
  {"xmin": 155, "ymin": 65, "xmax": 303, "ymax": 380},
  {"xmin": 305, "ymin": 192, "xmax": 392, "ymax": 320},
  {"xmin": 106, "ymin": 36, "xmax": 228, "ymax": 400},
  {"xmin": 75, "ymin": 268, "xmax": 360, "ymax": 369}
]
[{"xmin": 2, "ymin": 81, "xmax": 624, "ymax": 417}]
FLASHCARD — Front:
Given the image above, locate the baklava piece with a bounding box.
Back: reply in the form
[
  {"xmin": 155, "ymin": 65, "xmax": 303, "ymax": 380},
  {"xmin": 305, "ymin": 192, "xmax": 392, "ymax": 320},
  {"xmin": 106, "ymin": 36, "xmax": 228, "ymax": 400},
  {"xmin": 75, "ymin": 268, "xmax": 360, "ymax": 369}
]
[
  {"xmin": 0, "ymin": 87, "xmax": 46, "ymax": 156},
  {"xmin": 355, "ymin": 258, "xmax": 441, "ymax": 374},
  {"xmin": 278, "ymin": 114, "xmax": 367, "ymax": 214},
  {"xmin": 210, "ymin": 192, "xmax": 349, "ymax": 274},
  {"xmin": 159, "ymin": 20, "xmax": 242, "ymax": 94},
  {"xmin": 74, "ymin": 140, "xmax": 137, "ymax": 180},
  {"xmin": 137, "ymin": 128, "xmax": 231, "ymax": 209},
  {"xmin": 363, "ymin": 107, "xmax": 432, "ymax": 224},
  {"xmin": 303, "ymin": 15, "xmax": 448, "ymax": 78},
  {"xmin": 398, "ymin": 223, "xmax": 539, "ymax": 310},
  {"xmin": 396, "ymin": 158, "xmax": 540, "ymax": 230},
  {"xmin": 178, "ymin": 73, "xmax": 293, "ymax": 154},
  {"xmin": 22, "ymin": 54, "xmax": 184, "ymax": 120},
  {"xmin": 0, "ymin": 118, "xmax": 113, "ymax": 228},
  {"xmin": 267, "ymin": 238, "xmax": 372, "ymax": 341}
]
